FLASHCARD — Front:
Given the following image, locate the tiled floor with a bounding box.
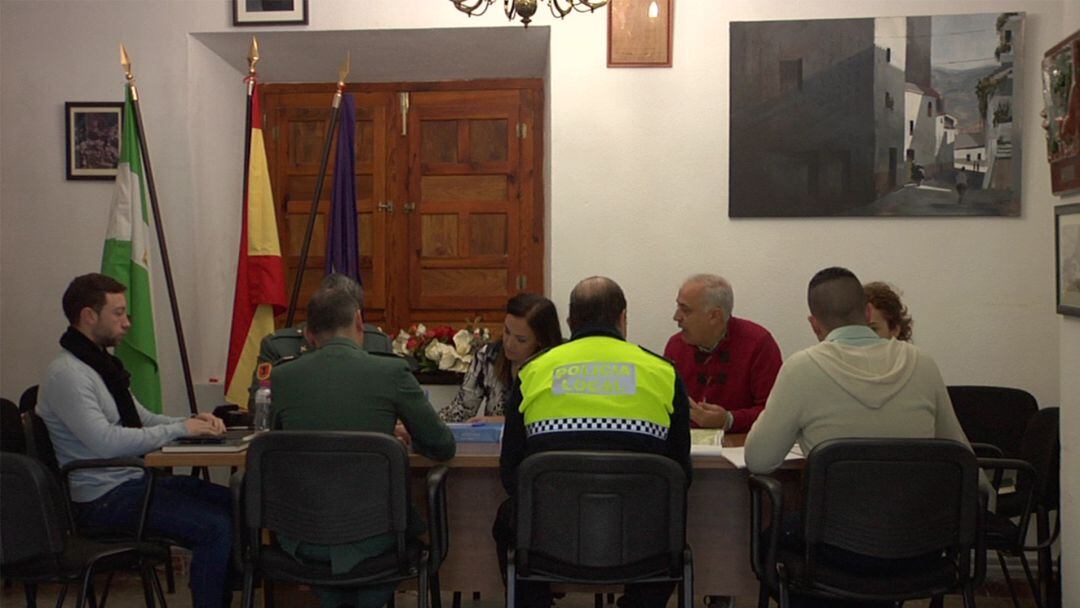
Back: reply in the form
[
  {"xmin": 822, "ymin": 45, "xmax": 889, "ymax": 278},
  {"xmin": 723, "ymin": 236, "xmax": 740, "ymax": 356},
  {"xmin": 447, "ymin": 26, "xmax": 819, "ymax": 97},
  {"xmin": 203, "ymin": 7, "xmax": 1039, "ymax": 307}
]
[{"xmin": 0, "ymin": 573, "xmax": 1042, "ymax": 608}]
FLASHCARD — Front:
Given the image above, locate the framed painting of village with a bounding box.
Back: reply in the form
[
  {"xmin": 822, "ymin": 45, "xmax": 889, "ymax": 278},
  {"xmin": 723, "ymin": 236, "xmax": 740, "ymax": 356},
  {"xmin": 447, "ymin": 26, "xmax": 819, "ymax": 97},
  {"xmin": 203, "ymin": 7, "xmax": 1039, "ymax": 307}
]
[{"xmin": 729, "ymin": 13, "xmax": 1024, "ymax": 217}]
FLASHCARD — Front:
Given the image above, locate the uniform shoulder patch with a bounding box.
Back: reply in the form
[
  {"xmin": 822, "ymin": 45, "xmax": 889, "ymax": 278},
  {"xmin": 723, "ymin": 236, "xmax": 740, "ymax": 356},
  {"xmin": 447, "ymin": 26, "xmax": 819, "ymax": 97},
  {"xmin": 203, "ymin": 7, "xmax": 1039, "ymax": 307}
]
[{"xmin": 256, "ymin": 362, "xmax": 273, "ymax": 381}]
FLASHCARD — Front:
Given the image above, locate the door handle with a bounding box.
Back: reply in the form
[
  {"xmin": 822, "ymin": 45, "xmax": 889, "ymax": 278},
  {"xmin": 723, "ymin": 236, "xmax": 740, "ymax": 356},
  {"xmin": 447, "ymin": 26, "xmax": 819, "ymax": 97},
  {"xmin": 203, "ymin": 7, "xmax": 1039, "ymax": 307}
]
[{"xmin": 377, "ymin": 201, "xmax": 395, "ymax": 213}]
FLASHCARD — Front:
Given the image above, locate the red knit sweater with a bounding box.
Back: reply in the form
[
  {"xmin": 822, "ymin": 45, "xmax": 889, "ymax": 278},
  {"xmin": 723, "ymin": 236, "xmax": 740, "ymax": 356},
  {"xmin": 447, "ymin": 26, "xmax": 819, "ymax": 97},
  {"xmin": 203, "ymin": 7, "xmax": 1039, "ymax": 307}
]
[{"xmin": 663, "ymin": 317, "xmax": 782, "ymax": 433}]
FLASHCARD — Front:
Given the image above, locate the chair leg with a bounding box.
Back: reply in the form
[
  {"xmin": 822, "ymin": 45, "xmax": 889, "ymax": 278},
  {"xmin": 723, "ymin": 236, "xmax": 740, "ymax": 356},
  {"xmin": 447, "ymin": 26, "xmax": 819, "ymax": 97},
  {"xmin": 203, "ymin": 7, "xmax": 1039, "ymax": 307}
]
[
  {"xmin": 1019, "ymin": 551, "xmax": 1046, "ymax": 608},
  {"xmin": 962, "ymin": 583, "xmax": 977, "ymax": 608},
  {"xmin": 417, "ymin": 564, "xmax": 429, "ymax": 608},
  {"xmin": 150, "ymin": 564, "xmax": 168, "ymax": 608},
  {"xmin": 594, "ymin": 593, "xmax": 604, "ymax": 608},
  {"xmin": 242, "ymin": 569, "xmax": 256, "ymax": 608},
  {"xmin": 451, "ymin": 591, "xmax": 462, "ymax": 608},
  {"xmin": 998, "ymin": 551, "xmax": 1022, "ymax": 608},
  {"xmin": 264, "ymin": 579, "xmax": 274, "ymax": 608},
  {"xmin": 24, "ymin": 582, "xmax": 39, "ymax": 608},
  {"xmin": 99, "ymin": 571, "xmax": 114, "ymax": 607},
  {"xmin": 506, "ymin": 558, "xmax": 516, "ymax": 608},
  {"xmin": 429, "ymin": 572, "xmax": 442, "ymax": 608},
  {"xmin": 928, "ymin": 595, "xmax": 944, "ymax": 608},
  {"xmin": 164, "ymin": 550, "xmax": 176, "ymax": 594},
  {"xmin": 77, "ymin": 565, "xmax": 98, "ymax": 608},
  {"xmin": 757, "ymin": 583, "xmax": 771, "ymax": 608},
  {"xmin": 139, "ymin": 566, "xmax": 156, "ymax": 608}
]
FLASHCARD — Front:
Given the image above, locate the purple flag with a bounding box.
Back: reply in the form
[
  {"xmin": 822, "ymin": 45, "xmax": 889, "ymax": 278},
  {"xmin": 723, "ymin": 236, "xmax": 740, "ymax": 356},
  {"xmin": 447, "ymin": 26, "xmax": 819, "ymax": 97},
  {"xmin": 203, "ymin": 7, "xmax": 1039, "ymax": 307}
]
[{"xmin": 326, "ymin": 92, "xmax": 360, "ymax": 284}]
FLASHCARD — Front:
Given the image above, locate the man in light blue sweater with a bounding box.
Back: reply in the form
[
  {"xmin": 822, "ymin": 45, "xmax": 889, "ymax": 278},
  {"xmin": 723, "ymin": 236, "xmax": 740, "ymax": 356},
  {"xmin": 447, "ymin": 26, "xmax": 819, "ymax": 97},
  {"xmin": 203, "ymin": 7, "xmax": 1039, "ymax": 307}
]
[{"xmin": 37, "ymin": 273, "xmax": 232, "ymax": 608}]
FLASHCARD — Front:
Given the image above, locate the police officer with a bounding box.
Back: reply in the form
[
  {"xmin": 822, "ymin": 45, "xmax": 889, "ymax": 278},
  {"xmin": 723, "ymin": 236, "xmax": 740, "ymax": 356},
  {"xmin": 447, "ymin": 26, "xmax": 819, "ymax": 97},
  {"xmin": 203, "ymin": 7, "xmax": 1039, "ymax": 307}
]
[
  {"xmin": 246, "ymin": 273, "xmax": 392, "ymax": 406},
  {"xmin": 496, "ymin": 276, "xmax": 691, "ymax": 608}
]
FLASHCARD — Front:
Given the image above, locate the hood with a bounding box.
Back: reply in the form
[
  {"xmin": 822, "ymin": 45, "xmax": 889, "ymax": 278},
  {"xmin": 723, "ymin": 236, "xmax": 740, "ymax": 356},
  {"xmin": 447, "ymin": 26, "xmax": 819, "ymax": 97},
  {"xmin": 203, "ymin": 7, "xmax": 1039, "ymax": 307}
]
[{"xmin": 806, "ymin": 339, "xmax": 919, "ymax": 409}]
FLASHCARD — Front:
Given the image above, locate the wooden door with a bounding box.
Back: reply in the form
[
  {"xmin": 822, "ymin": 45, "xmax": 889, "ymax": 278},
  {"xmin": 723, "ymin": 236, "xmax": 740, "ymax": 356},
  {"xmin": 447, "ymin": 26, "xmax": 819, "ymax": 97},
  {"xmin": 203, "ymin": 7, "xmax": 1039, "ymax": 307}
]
[
  {"xmin": 261, "ymin": 82, "xmax": 543, "ymax": 334},
  {"xmin": 262, "ymin": 89, "xmax": 393, "ymax": 325},
  {"xmin": 406, "ymin": 89, "xmax": 538, "ymax": 324}
]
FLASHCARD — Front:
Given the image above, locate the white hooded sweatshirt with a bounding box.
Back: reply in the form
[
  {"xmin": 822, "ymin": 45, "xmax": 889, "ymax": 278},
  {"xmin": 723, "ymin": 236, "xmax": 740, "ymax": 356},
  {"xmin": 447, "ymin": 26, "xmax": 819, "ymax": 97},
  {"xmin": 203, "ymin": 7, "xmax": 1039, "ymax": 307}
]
[{"xmin": 745, "ymin": 325, "xmax": 971, "ymax": 474}]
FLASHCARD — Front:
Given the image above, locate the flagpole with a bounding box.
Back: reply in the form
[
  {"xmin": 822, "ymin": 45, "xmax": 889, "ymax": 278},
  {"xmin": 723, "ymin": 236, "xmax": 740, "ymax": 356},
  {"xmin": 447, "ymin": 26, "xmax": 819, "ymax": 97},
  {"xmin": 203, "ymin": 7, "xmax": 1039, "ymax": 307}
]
[
  {"xmin": 285, "ymin": 53, "xmax": 351, "ymax": 326},
  {"xmin": 120, "ymin": 45, "xmax": 199, "ymax": 416}
]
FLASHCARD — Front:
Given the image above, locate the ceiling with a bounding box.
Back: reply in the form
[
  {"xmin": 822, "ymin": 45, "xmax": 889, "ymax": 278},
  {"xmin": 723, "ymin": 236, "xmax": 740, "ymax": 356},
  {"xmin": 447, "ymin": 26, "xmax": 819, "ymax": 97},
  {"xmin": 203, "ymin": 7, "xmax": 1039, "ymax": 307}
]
[{"xmin": 192, "ymin": 27, "xmax": 550, "ymax": 83}]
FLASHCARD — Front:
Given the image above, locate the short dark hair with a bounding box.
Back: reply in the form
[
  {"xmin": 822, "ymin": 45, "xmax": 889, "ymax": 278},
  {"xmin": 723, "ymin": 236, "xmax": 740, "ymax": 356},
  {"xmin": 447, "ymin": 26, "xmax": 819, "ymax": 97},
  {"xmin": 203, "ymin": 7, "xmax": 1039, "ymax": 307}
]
[
  {"xmin": 807, "ymin": 267, "xmax": 867, "ymax": 331},
  {"xmin": 62, "ymin": 273, "xmax": 126, "ymax": 325},
  {"xmin": 305, "ymin": 287, "xmax": 358, "ymax": 336},
  {"xmin": 567, "ymin": 276, "xmax": 626, "ymax": 333},
  {"xmin": 319, "ymin": 273, "xmax": 364, "ymax": 309}
]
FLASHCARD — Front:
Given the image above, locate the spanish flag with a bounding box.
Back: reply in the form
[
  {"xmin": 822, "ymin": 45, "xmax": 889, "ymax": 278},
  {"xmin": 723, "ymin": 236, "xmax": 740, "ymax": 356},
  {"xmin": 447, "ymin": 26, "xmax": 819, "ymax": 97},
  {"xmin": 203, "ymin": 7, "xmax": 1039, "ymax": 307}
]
[{"xmin": 225, "ymin": 81, "xmax": 287, "ymax": 406}]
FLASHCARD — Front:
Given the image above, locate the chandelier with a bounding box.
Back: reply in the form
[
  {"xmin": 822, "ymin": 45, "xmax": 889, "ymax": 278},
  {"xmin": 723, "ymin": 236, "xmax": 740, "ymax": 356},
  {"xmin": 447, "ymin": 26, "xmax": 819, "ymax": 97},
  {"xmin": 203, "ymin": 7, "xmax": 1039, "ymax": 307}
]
[{"xmin": 450, "ymin": 0, "xmax": 609, "ymax": 28}]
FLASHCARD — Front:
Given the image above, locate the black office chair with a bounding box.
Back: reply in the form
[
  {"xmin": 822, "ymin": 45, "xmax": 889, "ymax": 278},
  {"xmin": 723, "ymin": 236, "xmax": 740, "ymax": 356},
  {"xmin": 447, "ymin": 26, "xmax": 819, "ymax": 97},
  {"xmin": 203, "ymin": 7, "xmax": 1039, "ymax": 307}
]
[
  {"xmin": 507, "ymin": 451, "xmax": 692, "ymax": 608},
  {"xmin": 948, "ymin": 385, "xmax": 1038, "ymax": 459},
  {"xmin": 0, "ymin": 452, "xmax": 168, "ymax": 608},
  {"xmin": 232, "ymin": 431, "xmax": 450, "ymax": 608},
  {"xmin": 18, "ymin": 385, "xmax": 39, "ymax": 415},
  {"xmin": 749, "ymin": 438, "xmax": 987, "ymax": 608},
  {"xmin": 23, "ymin": 409, "xmax": 182, "ymax": 597},
  {"xmin": 1, "ymin": 398, "xmax": 26, "ymax": 454},
  {"xmin": 983, "ymin": 407, "xmax": 1060, "ymax": 608}
]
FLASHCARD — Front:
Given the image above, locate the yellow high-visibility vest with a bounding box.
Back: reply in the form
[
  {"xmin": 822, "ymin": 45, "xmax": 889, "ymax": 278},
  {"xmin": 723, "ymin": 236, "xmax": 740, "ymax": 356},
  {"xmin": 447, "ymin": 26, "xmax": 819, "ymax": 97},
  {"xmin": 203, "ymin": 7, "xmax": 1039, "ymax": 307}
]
[{"xmin": 519, "ymin": 335, "xmax": 676, "ymax": 439}]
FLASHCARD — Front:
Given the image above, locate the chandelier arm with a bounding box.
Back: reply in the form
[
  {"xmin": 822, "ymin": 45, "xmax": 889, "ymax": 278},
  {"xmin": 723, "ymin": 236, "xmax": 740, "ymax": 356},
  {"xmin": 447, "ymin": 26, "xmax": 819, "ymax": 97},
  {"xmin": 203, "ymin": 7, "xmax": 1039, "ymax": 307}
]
[
  {"xmin": 548, "ymin": 0, "xmax": 572, "ymax": 18},
  {"xmin": 451, "ymin": 0, "xmax": 493, "ymax": 17},
  {"xmin": 570, "ymin": 0, "xmax": 609, "ymax": 13},
  {"xmin": 504, "ymin": 0, "xmax": 517, "ymax": 20}
]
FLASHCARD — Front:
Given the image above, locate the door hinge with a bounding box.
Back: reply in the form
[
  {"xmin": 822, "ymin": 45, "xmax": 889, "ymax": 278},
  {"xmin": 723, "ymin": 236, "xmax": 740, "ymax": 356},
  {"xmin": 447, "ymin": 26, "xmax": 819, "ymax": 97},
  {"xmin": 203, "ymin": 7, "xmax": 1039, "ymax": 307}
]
[
  {"xmin": 517, "ymin": 122, "xmax": 527, "ymax": 139},
  {"xmin": 400, "ymin": 92, "xmax": 410, "ymax": 136},
  {"xmin": 517, "ymin": 275, "xmax": 527, "ymax": 290}
]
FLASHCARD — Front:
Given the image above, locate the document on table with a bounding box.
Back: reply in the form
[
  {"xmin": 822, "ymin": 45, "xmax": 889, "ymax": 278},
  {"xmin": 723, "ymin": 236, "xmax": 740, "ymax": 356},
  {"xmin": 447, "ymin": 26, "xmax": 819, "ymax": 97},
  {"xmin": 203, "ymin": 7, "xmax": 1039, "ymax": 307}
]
[{"xmin": 691, "ymin": 444, "xmax": 804, "ymax": 468}]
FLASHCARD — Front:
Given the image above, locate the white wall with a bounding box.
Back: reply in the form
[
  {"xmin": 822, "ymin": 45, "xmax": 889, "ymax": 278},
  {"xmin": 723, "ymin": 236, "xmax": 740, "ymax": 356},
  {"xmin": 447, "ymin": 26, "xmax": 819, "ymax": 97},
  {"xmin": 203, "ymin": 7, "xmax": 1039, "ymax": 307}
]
[
  {"xmin": 0, "ymin": 0, "xmax": 1073, "ymax": 592},
  {"xmin": 1057, "ymin": 3, "xmax": 1080, "ymax": 603}
]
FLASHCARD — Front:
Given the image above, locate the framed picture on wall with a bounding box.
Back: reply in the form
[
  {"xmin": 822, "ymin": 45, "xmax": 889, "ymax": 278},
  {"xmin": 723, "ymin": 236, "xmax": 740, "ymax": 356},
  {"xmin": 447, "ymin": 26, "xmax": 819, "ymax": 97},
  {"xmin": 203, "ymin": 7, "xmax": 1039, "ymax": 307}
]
[
  {"xmin": 1041, "ymin": 28, "xmax": 1080, "ymax": 196},
  {"xmin": 608, "ymin": 0, "xmax": 673, "ymax": 67},
  {"xmin": 65, "ymin": 102, "xmax": 122, "ymax": 181},
  {"xmin": 1057, "ymin": 203, "xmax": 1080, "ymax": 317},
  {"xmin": 233, "ymin": 0, "xmax": 308, "ymax": 26}
]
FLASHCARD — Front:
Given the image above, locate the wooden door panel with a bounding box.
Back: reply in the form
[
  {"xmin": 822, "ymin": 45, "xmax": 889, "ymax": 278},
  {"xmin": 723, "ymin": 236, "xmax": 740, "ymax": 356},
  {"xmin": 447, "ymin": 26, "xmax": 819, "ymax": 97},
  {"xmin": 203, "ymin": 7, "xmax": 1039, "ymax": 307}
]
[
  {"xmin": 408, "ymin": 90, "xmax": 524, "ymax": 312},
  {"xmin": 263, "ymin": 89, "xmax": 392, "ymax": 322}
]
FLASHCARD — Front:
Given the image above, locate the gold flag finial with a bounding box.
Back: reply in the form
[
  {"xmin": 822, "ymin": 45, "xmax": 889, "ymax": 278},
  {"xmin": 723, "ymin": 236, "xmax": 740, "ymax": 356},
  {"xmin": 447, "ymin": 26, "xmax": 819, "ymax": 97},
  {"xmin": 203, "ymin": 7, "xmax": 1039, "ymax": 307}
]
[
  {"xmin": 337, "ymin": 51, "xmax": 350, "ymax": 89},
  {"xmin": 120, "ymin": 43, "xmax": 133, "ymax": 81},
  {"xmin": 248, "ymin": 37, "xmax": 260, "ymax": 75}
]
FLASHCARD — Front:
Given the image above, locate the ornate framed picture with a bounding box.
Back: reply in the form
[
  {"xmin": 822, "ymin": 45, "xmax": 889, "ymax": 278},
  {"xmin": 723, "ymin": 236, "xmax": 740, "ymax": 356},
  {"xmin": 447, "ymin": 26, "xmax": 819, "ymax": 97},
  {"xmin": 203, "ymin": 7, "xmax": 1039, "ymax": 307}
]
[
  {"xmin": 1042, "ymin": 29, "xmax": 1080, "ymax": 196},
  {"xmin": 608, "ymin": 0, "xmax": 673, "ymax": 67},
  {"xmin": 1057, "ymin": 203, "xmax": 1080, "ymax": 317},
  {"xmin": 233, "ymin": 0, "xmax": 308, "ymax": 26},
  {"xmin": 65, "ymin": 102, "xmax": 122, "ymax": 181}
]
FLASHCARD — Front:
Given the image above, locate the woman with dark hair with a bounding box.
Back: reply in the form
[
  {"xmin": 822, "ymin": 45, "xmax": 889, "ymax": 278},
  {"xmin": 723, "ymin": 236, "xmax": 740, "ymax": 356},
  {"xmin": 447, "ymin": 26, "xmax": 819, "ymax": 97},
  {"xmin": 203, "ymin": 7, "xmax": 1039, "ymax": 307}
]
[
  {"xmin": 441, "ymin": 293, "xmax": 563, "ymax": 422},
  {"xmin": 864, "ymin": 281, "xmax": 913, "ymax": 341}
]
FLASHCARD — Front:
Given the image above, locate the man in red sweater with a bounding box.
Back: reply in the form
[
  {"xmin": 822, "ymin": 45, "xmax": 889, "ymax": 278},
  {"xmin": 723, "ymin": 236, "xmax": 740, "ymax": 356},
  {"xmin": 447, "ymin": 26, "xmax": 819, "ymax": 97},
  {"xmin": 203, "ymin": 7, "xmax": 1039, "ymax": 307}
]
[{"xmin": 664, "ymin": 274, "xmax": 782, "ymax": 433}]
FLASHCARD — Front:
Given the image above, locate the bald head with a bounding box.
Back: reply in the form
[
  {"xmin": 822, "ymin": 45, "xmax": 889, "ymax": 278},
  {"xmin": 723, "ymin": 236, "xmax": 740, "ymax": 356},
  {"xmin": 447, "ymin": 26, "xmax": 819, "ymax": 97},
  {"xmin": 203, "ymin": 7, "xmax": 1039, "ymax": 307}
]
[
  {"xmin": 568, "ymin": 276, "xmax": 627, "ymax": 334},
  {"xmin": 807, "ymin": 267, "xmax": 868, "ymax": 335}
]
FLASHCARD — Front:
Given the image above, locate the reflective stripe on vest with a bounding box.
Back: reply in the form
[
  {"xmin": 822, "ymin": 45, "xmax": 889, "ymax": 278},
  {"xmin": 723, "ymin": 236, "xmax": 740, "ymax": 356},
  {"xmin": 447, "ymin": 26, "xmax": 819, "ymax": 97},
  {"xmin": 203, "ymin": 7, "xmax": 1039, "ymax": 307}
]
[{"xmin": 519, "ymin": 336, "xmax": 676, "ymax": 434}]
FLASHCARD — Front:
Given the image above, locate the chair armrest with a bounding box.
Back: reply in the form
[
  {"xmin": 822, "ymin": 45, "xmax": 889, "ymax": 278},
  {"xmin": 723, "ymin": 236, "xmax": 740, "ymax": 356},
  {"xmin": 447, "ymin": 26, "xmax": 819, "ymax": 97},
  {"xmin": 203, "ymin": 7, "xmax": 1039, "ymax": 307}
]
[
  {"xmin": 60, "ymin": 457, "xmax": 155, "ymax": 541},
  {"xmin": 425, "ymin": 465, "xmax": 450, "ymax": 573},
  {"xmin": 230, "ymin": 470, "xmax": 246, "ymax": 572},
  {"xmin": 977, "ymin": 457, "xmax": 1038, "ymax": 547},
  {"xmin": 748, "ymin": 474, "xmax": 784, "ymax": 590},
  {"xmin": 970, "ymin": 443, "xmax": 1003, "ymax": 459}
]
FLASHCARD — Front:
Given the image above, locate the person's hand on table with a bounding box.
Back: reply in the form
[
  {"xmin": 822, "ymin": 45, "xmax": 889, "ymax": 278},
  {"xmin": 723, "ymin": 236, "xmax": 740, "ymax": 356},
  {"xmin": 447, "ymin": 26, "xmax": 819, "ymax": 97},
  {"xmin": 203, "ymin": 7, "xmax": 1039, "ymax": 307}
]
[
  {"xmin": 184, "ymin": 415, "xmax": 224, "ymax": 436},
  {"xmin": 689, "ymin": 398, "xmax": 731, "ymax": 430},
  {"xmin": 394, "ymin": 422, "xmax": 412, "ymax": 447}
]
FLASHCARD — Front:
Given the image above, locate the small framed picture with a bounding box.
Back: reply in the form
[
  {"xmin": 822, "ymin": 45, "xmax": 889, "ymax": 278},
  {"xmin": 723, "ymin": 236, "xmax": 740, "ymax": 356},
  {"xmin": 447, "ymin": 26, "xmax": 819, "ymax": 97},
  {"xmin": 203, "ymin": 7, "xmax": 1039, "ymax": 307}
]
[
  {"xmin": 65, "ymin": 102, "xmax": 122, "ymax": 181},
  {"xmin": 608, "ymin": 0, "xmax": 674, "ymax": 67},
  {"xmin": 1056, "ymin": 203, "xmax": 1080, "ymax": 317},
  {"xmin": 233, "ymin": 0, "xmax": 308, "ymax": 26}
]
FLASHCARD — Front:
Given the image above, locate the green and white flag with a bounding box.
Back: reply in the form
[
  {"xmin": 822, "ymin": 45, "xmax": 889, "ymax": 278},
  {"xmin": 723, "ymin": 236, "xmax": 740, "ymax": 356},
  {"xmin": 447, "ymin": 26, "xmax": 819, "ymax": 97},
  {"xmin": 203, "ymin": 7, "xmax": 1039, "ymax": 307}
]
[{"xmin": 101, "ymin": 86, "xmax": 162, "ymax": 412}]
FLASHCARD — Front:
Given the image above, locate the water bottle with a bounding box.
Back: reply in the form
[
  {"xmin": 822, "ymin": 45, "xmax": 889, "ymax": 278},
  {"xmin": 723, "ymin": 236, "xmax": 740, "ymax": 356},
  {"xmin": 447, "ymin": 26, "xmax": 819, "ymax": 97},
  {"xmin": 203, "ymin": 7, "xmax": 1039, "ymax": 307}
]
[{"xmin": 253, "ymin": 380, "xmax": 271, "ymax": 431}]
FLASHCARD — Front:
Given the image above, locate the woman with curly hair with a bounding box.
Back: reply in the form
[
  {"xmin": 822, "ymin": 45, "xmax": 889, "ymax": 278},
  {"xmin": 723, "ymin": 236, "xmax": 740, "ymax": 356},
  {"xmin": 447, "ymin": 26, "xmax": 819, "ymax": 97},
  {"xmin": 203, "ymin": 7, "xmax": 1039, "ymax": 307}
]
[{"xmin": 864, "ymin": 281, "xmax": 913, "ymax": 341}]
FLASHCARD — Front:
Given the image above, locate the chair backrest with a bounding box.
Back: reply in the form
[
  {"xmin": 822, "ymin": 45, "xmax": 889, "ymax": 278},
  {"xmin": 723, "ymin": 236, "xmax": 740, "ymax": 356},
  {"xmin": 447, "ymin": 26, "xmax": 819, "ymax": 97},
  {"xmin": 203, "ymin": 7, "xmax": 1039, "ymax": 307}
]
[
  {"xmin": 18, "ymin": 385, "xmax": 38, "ymax": 414},
  {"xmin": 1019, "ymin": 407, "xmax": 1060, "ymax": 510},
  {"xmin": 515, "ymin": 451, "xmax": 687, "ymax": 579},
  {"xmin": 243, "ymin": 431, "xmax": 410, "ymax": 545},
  {"xmin": 0, "ymin": 452, "xmax": 68, "ymax": 565},
  {"xmin": 803, "ymin": 439, "xmax": 979, "ymax": 561},
  {"xmin": 0, "ymin": 399, "xmax": 26, "ymax": 454},
  {"xmin": 23, "ymin": 411, "xmax": 60, "ymax": 475},
  {"xmin": 947, "ymin": 385, "xmax": 1037, "ymax": 459}
]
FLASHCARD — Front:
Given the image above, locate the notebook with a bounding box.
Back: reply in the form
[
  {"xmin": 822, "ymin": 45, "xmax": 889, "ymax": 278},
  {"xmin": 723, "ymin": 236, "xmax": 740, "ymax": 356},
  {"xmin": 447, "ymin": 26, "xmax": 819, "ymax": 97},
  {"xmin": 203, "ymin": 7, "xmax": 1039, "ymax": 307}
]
[{"xmin": 161, "ymin": 429, "xmax": 259, "ymax": 452}]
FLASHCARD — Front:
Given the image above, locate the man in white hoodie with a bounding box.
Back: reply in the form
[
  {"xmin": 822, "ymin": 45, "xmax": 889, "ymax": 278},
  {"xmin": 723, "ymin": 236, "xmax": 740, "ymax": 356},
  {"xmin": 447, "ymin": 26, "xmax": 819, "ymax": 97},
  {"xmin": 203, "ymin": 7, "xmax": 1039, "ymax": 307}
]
[{"xmin": 745, "ymin": 266, "xmax": 972, "ymax": 473}]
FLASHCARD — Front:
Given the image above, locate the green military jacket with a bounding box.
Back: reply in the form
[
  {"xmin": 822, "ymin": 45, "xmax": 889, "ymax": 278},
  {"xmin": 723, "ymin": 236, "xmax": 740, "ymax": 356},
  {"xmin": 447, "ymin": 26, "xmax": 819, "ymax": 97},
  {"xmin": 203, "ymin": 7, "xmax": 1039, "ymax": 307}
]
[
  {"xmin": 248, "ymin": 323, "xmax": 391, "ymax": 406},
  {"xmin": 269, "ymin": 336, "xmax": 456, "ymax": 573}
]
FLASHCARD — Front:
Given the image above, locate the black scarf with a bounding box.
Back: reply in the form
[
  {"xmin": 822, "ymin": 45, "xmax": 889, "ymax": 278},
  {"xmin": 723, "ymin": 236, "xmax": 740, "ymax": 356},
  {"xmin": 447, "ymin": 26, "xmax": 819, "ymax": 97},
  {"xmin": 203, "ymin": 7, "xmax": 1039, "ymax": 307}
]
[{"xmin": 60, "ymin": 327, "xmax": 142, "ymax": 428}]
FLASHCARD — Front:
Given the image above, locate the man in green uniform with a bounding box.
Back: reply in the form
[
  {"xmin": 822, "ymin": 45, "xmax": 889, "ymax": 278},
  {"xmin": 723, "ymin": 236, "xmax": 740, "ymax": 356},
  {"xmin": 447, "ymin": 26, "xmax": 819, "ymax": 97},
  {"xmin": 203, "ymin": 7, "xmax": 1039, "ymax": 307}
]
[
  {"xmin": 247, "ymin": 273, "xmax": 392, "ymax": 406},
  {"xmin": 269, "ymin": 282, "xmax": 455, "ymax": 608},
  {"xmin": 496, "ymin": 276, "xmax": 692, "ymax": 608}
]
